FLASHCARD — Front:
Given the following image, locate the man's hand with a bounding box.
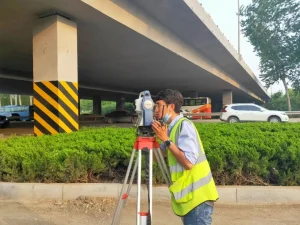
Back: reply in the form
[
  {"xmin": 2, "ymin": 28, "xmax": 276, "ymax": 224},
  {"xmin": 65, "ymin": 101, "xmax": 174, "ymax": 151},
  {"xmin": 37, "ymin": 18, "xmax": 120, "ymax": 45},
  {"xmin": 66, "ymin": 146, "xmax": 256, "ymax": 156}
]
[
  {"xmin": 152, "ymin": 120, "xmax": 169, "ymax": 142},
  {"xmin": 152, "ymin": 120, "xmax": 194, "ymax": 170}
]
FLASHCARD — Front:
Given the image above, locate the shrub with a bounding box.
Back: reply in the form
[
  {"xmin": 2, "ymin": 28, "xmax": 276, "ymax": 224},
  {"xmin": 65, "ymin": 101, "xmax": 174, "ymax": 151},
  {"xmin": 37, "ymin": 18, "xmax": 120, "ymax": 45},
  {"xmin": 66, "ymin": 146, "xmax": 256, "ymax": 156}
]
[{"xmin": 1, "ymin": 123, "xmax": 300, "ymax": 185}]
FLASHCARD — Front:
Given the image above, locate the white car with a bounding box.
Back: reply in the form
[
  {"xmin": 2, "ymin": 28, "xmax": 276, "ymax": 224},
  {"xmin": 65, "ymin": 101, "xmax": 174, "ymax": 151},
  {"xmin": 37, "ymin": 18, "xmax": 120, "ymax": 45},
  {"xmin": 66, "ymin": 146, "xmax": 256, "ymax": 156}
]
[
  {"xmin": 180, "ymin": 109, "xmax": 192, "ymax": 119},
  {"xmin": 220, "ymin": 103, "xmax": 289, "ymax": 123}
]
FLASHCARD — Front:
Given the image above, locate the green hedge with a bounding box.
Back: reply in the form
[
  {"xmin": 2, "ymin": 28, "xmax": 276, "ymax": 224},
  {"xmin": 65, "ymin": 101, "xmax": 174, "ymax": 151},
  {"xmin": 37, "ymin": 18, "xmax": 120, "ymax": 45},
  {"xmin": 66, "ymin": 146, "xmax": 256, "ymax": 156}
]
[
  {"xmin": 1, "ymin": 123, "xmax": 300, "ymax": 185},
  {"xmin": 198, "ymin": 123, "xmax": 300, "ymax": 186}
]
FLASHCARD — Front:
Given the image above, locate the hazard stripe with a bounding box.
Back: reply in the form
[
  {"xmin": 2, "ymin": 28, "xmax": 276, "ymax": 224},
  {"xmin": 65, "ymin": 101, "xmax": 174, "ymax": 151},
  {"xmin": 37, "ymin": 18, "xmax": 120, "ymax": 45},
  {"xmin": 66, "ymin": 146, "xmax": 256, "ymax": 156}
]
[
  {"xmin": 34, "ymin": 126, "xmax": 43, "ymax": 136},
  {"xmin": 72, "ymin": 82, "xmax": 78, "ymax": 90},
  {"xmin": 44, "ymin": 81, "xmax": 78, "ymax": 115},
  {"xmin": 58, "ymin": 82, "xmax": 78, "ymax": 110},
  {"xmin": 33, "ymin": 81, "xmax": 79, "ymax": 136},
  {"xmin": 34, "ymin": 112, "xmax": 58, "ymax": 135},
  {"xmin": 34, "ymin": 83, "xmax": 78, "ymax": 129},
  {"xmin": 34, "ymin": 91, "xmax": 77, "ymax": 131},
  {"xmin": 34, "ymin": 98, "xmax": 72, "ymax": 133},
  {"xmin": 60, "ymin": 81, "xmax": 78, "ymax": 103}
]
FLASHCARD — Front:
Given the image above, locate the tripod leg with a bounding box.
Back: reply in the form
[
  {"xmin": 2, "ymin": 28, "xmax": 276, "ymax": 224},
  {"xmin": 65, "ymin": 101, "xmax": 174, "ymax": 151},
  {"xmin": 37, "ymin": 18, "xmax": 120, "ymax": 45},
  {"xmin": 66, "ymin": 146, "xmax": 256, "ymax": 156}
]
[
  {"xmin": 156, "ymin": 148, "xmax": 172, "ymax": 185},
  {"xmin": 147, "ymin": 148, "xmax": 153, "ymax": 225},
  {"xmin": 115, "ymin": 152, "xmax": 139, "ymax": 225},
  {"xmin": 154, "ymin": 149, "xmax": 172, "ymax": 187},
  {"xmin": 137, "ymin": 149, "xmax": 142, "ymax": 225},
  {"xmin": 153, "ymin": 149, "xmax": 170, "ymax": 187},
  {"xmin": 111, "ymin": 148, "xmax": 136, "ymax": 225}
]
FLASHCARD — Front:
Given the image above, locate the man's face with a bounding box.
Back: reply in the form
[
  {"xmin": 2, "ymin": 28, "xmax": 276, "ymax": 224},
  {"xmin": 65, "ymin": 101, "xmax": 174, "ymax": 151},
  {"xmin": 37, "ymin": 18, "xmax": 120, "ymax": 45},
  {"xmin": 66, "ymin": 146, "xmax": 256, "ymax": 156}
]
[
  {"xmin": 154, "ymin": 100, "xmax": 168, "ymax": 120},
  {"xmin": 154, "ymin": 100, "xmax": 176, "ymax": 120}
]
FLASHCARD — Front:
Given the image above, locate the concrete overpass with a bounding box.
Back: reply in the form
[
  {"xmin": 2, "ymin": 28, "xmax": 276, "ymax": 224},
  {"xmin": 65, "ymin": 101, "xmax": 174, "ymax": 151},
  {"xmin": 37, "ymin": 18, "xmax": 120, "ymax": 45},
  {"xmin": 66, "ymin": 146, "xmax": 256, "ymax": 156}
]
[{"xmin": 0, "ymin": 0, "xmax": 269, "ymax": 135}]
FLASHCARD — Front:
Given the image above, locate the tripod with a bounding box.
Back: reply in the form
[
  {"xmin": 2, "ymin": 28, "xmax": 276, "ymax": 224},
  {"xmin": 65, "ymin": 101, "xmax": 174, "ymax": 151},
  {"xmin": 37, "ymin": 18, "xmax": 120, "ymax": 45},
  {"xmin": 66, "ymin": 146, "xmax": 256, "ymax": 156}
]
[{"xmin": 111, "ymin": 135, "xmax": 172, "ymax": 225}]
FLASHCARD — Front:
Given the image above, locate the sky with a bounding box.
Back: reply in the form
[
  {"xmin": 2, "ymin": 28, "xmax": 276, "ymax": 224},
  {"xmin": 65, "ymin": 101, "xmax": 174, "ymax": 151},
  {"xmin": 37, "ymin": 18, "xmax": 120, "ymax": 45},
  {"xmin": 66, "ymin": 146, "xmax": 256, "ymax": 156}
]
[{"xmin": 198, "ymin": 0, "xmax": 285, "ymax": 95}]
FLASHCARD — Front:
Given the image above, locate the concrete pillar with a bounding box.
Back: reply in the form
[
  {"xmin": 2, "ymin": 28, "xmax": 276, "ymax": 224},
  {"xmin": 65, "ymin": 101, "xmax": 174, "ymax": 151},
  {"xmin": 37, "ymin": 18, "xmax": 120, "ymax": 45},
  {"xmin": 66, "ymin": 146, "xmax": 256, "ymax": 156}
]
[
  {"xmin": 211, "ymin": 96, "xmax": 223, "ymax": 112},
  {"xmin": 33, "ymin": 15, "xmax": 78, "ymax": 136},
  {"xmin": 78, "ymin": 98, "xmax": 81, "ymax": 115},
  {"xmin": 223, "ymin": 90, "xmax": 233, "ymax": 106},
  {"xmin": 116, "ymin": 95, "xmax": 125, "ymax": 111},
  {"xmin": 93, "ymin": 96, "xmax": 102, "ymax": 114}
]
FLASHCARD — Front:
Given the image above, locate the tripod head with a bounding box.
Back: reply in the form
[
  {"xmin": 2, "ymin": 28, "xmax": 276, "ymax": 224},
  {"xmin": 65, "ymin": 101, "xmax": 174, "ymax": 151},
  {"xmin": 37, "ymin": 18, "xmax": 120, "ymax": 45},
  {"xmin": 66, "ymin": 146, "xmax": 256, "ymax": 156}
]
[{"xmin": 135, "ymin": 90, "xmax": 155, "ymax": 137}]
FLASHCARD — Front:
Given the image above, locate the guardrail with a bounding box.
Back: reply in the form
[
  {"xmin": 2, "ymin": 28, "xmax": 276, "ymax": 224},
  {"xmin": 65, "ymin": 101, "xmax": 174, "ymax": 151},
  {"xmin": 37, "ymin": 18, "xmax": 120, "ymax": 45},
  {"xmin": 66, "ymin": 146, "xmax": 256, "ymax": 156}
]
[
  {"xmin": 183, "ymin": 112, "xmax": 221, "ymax": 120},
  {"xmin": 286, "ymin": 111, "xmax": 300, "ymax": 115},
  {"xmin": 79, "ymin": 114, "xmax": 105, "ymax": 121},
  {"xmin": 3, "ymin": 111, "xmax": 300, "ymax": 122}
]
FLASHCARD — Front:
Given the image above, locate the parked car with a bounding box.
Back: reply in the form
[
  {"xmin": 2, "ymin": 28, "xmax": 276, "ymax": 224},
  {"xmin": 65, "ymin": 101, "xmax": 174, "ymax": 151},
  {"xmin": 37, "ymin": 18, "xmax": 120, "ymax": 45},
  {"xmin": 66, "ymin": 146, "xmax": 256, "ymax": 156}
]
[
  {"xmin": 0, "ymin": 115, "xmax": 9, "ymax": 128},
  {"xmin": 220, "ymin": 103, "xmax": 289, "ymax": 123},
  {"xmin": 104, "ymin": 110, "xmax": 138, "ymax": 124}
]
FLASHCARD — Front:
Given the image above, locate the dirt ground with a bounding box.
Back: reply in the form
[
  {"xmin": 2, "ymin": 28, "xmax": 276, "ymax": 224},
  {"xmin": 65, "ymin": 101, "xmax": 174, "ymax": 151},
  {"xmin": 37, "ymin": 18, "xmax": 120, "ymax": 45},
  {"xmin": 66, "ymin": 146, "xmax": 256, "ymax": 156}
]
[{"xmin": 1, "ymin": 197, "xmax": 300, "ymax": 225}]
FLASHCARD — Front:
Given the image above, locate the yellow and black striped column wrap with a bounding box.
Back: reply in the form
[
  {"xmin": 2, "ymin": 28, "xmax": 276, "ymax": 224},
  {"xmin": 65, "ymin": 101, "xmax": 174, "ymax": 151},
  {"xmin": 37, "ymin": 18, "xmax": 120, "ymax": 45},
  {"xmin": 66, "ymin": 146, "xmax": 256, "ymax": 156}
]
[{"xmin": 33, "ymin": 81, "xmax": 79, "ymax": 136}]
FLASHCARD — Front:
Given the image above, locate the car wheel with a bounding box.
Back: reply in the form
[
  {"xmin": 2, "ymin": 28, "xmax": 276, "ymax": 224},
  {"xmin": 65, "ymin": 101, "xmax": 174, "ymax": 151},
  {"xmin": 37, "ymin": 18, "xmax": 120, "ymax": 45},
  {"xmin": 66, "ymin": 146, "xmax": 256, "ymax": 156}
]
[
  {"xmin": 107, "ymin": 118, "xmax": 114, "ymax": 124},
  {"xmin": 11, "ymin": 113, "xmax": 21, "ymax": 121},
  {"xmin": 228, "ymin": 116, "xmax": 239, "ymax": 123},
  {"xmin": 2, "ymin": 123, "xmax": 9, "ymax": 128},
  {"xmin": 268, "ymin": 116, "xmax": 281, "ymax": 123}
]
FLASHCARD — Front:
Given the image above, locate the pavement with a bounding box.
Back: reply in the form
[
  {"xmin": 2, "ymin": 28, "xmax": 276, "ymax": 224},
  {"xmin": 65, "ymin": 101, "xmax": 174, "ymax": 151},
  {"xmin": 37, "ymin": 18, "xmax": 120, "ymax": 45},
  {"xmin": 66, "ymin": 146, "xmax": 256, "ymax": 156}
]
[{"xmin": 1, "ymin": 183, "xmax": 300, "ymax": 205}]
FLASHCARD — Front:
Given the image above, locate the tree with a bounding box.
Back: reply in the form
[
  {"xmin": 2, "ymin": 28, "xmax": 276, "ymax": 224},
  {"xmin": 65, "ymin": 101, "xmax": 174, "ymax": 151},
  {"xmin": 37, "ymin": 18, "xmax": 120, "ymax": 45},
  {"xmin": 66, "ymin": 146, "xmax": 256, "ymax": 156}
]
[
  {"xmin": 264, "ymin": 89, "xmax": 300, "ymax": 111},
  {"xmin": 0, "ymin": 94, "xmax": 4, "ymax": 107},
  {"xmin": 80, "ymin": 99, "xmax": 93, "ymax": 114},
  {"xmin": 241, "ymin": 0, "xmax": 300, "ymax": 111},
  {"xmin": 0, "ymin": 94, "xmax": 9, "ymax": 107},
  {"xmin": 0, "ymin": 94, "xmax": 31, "ymax": 107}
]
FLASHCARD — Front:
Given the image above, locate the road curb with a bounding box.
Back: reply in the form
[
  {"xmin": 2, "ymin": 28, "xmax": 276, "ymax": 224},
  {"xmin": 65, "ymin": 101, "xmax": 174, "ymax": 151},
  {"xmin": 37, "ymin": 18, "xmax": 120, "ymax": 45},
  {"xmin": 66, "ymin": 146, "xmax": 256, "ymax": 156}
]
[{"xmin": 1, "ymin": 182, "xmax": 300, "ymax": 204}]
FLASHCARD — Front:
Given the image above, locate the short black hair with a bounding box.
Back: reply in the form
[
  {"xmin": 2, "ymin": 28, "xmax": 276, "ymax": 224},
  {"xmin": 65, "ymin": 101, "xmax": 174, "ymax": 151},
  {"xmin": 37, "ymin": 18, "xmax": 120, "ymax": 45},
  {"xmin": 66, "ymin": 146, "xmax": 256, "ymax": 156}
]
[{"xmin": 155, "ymin": 89, "xmax": 183, "ymax": 113}]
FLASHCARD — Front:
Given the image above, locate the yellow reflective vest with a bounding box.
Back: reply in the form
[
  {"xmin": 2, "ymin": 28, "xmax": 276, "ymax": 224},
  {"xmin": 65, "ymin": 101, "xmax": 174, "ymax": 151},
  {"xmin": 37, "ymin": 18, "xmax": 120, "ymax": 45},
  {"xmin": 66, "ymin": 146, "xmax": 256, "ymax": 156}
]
[{"xmin": 168, "ymin": 117, "xmax": 219, "ymax": 216}]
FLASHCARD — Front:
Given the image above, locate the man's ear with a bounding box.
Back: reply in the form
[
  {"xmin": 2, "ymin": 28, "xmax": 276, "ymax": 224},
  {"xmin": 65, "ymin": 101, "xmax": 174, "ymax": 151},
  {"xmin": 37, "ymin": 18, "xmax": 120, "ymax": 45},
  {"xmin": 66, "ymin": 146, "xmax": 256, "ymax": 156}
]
[{"xmin": 170, "ymin": 103, "xmax": 176, "ymax": 112}]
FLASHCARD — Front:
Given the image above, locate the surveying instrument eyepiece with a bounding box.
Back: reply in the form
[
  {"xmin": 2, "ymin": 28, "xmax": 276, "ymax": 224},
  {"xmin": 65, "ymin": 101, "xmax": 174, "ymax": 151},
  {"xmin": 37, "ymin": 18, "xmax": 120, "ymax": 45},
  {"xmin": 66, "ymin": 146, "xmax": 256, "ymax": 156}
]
[{"xmin": 111, "ymin": 91, "xmax": 172, "ymax": 225}]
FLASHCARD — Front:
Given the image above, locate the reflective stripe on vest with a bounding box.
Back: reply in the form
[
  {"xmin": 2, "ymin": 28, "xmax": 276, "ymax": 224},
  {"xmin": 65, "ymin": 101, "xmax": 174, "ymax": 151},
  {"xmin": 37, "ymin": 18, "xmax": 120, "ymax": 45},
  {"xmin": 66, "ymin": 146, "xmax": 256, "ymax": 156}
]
[
  {"xmin": 172, "ymin": 171, "xmax": 213, "ymax": 201},
  {"xmin": 169, "ymin": 152, "xmax": 206, "ymax": 174}
]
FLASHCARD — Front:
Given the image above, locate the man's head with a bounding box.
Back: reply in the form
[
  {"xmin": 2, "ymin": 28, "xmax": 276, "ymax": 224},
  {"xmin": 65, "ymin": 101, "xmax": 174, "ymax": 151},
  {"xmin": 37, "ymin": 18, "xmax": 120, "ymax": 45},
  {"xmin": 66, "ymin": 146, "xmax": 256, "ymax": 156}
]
[{"xmin": 154, "ymin": 89, "xmax": 183, "ymax": 123}]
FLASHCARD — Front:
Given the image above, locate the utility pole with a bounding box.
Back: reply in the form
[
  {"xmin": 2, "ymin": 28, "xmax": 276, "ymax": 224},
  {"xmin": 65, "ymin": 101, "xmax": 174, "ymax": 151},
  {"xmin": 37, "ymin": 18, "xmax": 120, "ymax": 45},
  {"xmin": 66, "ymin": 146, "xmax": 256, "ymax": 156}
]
[{"xmin": 237, "ymin": 0, "xmax": 241, "ymax": 61}]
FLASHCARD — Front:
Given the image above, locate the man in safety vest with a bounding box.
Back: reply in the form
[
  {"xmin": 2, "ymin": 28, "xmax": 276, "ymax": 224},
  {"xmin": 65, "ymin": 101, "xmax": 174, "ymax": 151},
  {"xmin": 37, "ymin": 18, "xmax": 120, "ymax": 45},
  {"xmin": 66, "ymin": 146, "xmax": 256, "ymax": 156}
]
[{"xmin": 152, "ymin": 89, "xmax": 219, "ymax": 225}]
